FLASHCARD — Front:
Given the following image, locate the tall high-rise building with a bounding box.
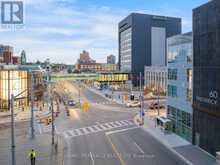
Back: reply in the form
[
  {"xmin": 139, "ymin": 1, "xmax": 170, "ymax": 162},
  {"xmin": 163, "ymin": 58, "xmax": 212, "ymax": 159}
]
[
  {"xmin": 193, "ymin": 0, "xmax": 220, "ymax": 155},
  {"xmin": 118, "ymin": 13, "xmax": 181, "ymax": 84},
  {"xmin": 107, "ymin": 54, "xmax": 116, "ymax": 64}
]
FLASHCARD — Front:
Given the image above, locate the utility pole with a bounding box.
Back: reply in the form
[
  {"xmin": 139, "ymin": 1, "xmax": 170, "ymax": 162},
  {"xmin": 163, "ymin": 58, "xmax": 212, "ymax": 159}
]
[
  {"xmin": 30, "ymin": 72, "xmax": 35, "ymax": 139},
  {"xmin": 157, "ymin": 72, "xmax": 160, "ymax": 116},
  {"xmin": 10, "ymin": 94, "xmax": 16, "ymax": 165},
  {"xmin": 78, "ymin": 81, "xmax": 81, "ymax": 107},
  {"xmin": 111, "ymin": 72, "xmax": 114, "ymax": 101},
  {"xmin": 46, "ymin": 64, "xmax": 55, "ymax": 145},
  {"xmin": 139, "ymin": 72, "xmax": 144, "ymax": 124},
  {"xmin": 51, "ymin": 97, "xmax": 55, "ymax": 145}
]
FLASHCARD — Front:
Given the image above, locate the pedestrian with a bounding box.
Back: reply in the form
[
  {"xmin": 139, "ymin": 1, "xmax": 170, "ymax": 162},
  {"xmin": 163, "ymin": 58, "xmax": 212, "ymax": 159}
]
[{"xmin": 28, "ymin": 149, "xmax": 37, "ymax": 165}]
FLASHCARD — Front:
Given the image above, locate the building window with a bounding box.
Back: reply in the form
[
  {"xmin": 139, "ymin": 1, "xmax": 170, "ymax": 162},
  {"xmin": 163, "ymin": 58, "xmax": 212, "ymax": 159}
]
[
  {"xmin": 168, "ymin": 85, "xmax": 177, "ymax": 97},
  {"xmin": 186, "ymin": 69, "xmax": 192, "ymax": 83},
  {"xmin": 168, "ymin": 69, "xmax": 177, "ymax": 80},
  {"xmin": 186, "ymin": 88, "xmax": 192, "ymax": 102}
]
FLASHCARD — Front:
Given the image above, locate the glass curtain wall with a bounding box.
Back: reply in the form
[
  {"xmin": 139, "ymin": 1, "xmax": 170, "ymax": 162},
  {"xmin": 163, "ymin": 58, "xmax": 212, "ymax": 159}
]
[{"xmin": 0, "ymin": 70, "xmax": 28, "ymax": 111}]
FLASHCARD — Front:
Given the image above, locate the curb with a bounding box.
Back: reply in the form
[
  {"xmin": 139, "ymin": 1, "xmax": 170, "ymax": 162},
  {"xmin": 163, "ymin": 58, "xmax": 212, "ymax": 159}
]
[{"xmin": 133, "ymin": 115, "xmax": 193, "ymax": 165}]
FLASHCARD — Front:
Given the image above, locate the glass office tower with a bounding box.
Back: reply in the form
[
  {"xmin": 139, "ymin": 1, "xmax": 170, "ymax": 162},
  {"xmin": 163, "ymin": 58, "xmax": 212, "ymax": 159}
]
[
  {"xmin": 167, "ymin": 32, "xmax": 193, "ymax": 142},
  {"xmin": 193, "ymin": 0, "xmax": 220, "ymax": 155}
]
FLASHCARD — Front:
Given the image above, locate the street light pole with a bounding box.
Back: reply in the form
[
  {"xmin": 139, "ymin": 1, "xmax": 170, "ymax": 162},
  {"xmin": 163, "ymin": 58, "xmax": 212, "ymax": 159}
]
[
  {"xmin": 10, "ymin": 94, "xmax": 16, "ymax": 165},
  {"xmin": 46, "ymin": 64, "xmax": 55, "ymax": 145},
  {"xmin": 139, "ymin": 72, "xmax": 144, "ymax": 124},
  {"xmin": 78, "ymin": 82, "xmax": 81, "ymax": 106},
  {"xmin": 157, "ymin": 72, "xmax": 160, "ymax": 116},
  {"xmin": 51, "ymin": 97, "xmax": 55, "ymax": 145},
  {"xmin": 30, "ymin": 72, "xmax": 35, "ymax": 139}
]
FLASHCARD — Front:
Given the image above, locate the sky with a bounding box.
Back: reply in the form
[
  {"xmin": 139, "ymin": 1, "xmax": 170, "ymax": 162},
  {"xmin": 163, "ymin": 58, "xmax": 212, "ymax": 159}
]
[{"xmin": 0, "ymin": 0, "xmax": 208, "ymax": 64}]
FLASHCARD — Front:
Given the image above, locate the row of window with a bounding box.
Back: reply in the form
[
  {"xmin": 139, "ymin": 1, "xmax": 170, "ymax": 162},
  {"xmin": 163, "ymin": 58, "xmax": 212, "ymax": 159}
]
[
  {"xmin": 168, "ymin": 69, "xmax": 177, "ymax": 80},
  {"xmin": 168, "ymin": 85, "xmax": 177, "ymax": 97},
  {"xmin": 167, "ymin": 105, "xmax": 192, "ymax": 128}
]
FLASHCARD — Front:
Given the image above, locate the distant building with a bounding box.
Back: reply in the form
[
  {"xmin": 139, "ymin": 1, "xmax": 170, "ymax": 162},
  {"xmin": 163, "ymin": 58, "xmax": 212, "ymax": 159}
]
[
  {"xmin": 20, "ymin": 50, "xmax": 27, "ymax": 65},
  {"xmin": 0, "ymin": 45, "xmax": 5, "ymax": 63},
  {"xmin": 0, "ymin": 65, "xmax": 44, "ymax": 112},
  {"xmin": 101, "ymin": 64, "xmax": 118, "ymax": 72},
  {"xmin": 107, "ymin": 55, "xmax": 116, "ymax": 64},
  {"xmin": 118, "ymin": 13, "xmax": 181, "ymax": 85},
  {"xmin": 12, "ymin": 56, "xmax": 20, "ymax": 64},
  {"xmin": 3, "ymin": 46, "xmax": 13, "ymax": 64},
  {"xmin": 144, "ymin": 66, "xmax": 167, "ymax": 94},
  {"xmin": 76, "ymin": 63, "xmax": 102, "ymax": 72},
  {"xmin": 78, "ymin": 50, "xmax": 96, "ymax": 64},
  {"xmin": 167, "ymin": 32, "xmax": 193, "ymax": 142},
  {"xmin": 76, "ymin": 63, "xmax": 118, "ymax": 73}
]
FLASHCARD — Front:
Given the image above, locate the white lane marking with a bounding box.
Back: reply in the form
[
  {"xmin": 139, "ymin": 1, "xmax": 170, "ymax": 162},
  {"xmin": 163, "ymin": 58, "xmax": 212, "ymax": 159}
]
[
  {"xmin": 106, "ymin": 126, "xmax": 139, "ymax": 135},
  {"xmin": 90, "ymin": 152, "xmax": 95, "ymax": 165},
  {"xmin": 134, "ymin": 142, "xmax": 145, "ymax": 154}
]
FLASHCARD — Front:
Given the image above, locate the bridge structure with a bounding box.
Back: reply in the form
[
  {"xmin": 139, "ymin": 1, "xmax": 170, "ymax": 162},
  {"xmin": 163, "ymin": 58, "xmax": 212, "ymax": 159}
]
[
  {"xmin": 51, "ymin": 73, "xmax": 99, "ymax": 81},
  {"xmin": 51, "ymin": 73, "xmax": 129, "ymax": 82}
]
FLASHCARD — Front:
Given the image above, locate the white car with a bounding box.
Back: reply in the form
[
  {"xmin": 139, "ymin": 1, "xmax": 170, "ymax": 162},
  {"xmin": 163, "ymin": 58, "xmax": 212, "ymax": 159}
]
[{"xmin": 126, "ymin": 101, "xmax": 141, "ymax": 108}]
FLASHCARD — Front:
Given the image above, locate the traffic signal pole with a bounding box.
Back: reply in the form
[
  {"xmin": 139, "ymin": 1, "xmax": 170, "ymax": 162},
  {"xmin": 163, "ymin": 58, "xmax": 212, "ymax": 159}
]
[
  {"xmin": 10, "ymin": 94, "xmax": 16, "ymax": 165},
  {"xmin": 51, "ymin": 97, "xmax": 55, "ymax": 145},
  {"xmin": 30, "ymin": 72, "xmax": 35, "ymax": 139}
]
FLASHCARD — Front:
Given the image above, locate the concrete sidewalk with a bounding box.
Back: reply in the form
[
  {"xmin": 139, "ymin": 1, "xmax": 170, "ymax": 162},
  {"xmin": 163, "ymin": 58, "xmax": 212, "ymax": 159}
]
[
  {"xmin": 0, "ymin": 101, "xmax": 55, "ymax": 124},
  {"xmin": 0, "ymin": 133, "xmax": 64, "ymax": 165},
  {"xmin": 134, "ymin": 115, "xmax": 216, "ymax": 165}
]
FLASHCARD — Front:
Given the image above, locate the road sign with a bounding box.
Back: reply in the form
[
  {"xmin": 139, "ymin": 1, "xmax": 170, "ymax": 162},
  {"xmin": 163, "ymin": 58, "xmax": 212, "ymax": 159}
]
[{"xmin": 82, "ymin": 102, "xmax": 89, "ymax": 112}]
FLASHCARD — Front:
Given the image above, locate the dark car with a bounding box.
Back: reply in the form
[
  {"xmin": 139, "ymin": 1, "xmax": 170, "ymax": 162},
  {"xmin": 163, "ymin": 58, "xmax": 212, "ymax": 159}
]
[{"xmin": 149, "ymin": 102, "xmax": 165, "ymax": 109}]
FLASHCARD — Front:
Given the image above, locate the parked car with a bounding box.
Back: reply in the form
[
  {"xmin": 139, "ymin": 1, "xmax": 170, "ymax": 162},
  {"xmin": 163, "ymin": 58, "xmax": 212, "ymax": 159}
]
[
  {"xmin": 126, "ymin": 101, "xmax": 141, "ymax": 108},
  {"xmin": 149, "ymin": 102, "xmax": 165, "ymax": 109},
  {"xmin": 68, "ymin": 100, "xmax": 76, "ymax": 106}
]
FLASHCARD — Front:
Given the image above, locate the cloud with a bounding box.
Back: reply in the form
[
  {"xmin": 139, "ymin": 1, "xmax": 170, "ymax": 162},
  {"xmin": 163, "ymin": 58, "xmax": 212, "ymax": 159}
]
[{"xmin": 0, "ymin": 0, "xmax": 193, "ymax": 64}]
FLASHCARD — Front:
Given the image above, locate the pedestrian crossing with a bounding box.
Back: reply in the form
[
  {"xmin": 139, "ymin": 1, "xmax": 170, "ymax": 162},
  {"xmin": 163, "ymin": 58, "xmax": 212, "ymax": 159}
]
[{"xmin": 62, "ymin": 119, "xmax": 135, "ymax": 139}]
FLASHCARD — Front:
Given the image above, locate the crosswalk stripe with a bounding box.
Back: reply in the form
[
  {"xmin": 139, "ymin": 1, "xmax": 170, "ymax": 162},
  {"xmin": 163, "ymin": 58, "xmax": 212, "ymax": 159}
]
[
  {"xmin": 110, "ymin": 122, "xmax": 120, "ymax": 127},
  {"xmin": 82, "ymin": 128, "xmax": 90, "ymax": 134},
  {"xmin": 118, "ymin": 121, "xmax": 127, "ymax": 126},
  {"xmin": 93, "ymin": 125, "xmax": 102, "ymax": 131},
  {"xmin": 105, "ymin": 123, "xmax": 113, "ymax": 129},
  {"xmin": 115, "ymin": 121, "xmax": 123, "ymax": 126},
  {"xmin": 62, "ymin": 119, "xmax": 135, "ymax": 139},
  {"xmin": 75, "ymin": 129, "xmax": 82, "ymax": 135}
]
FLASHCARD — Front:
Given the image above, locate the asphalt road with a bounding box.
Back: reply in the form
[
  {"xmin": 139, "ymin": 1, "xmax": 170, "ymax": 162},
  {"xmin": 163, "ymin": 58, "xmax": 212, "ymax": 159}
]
[{"xmin": 51, "ymin": 82, "xmax": 188, "ymax": 165}]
